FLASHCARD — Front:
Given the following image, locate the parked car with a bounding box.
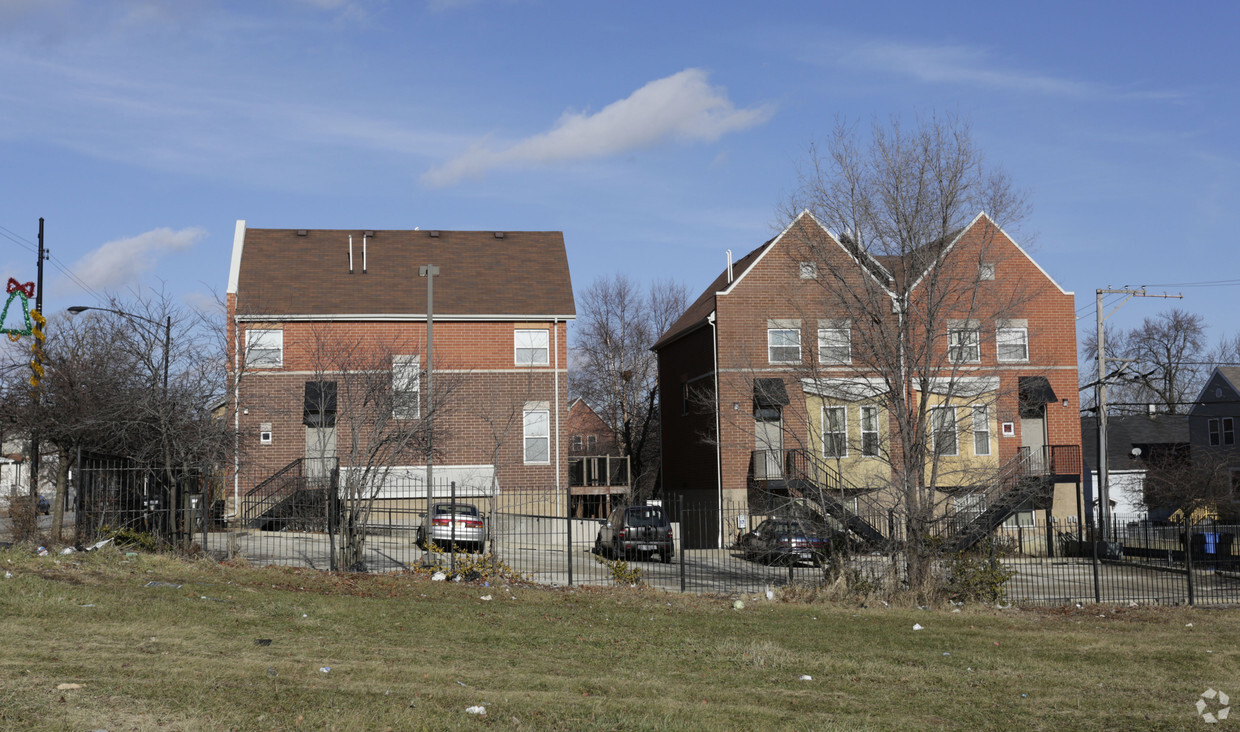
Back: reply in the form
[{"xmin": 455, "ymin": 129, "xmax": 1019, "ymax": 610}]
[
  {"xmin": 739, "ymin": 517, "xmax": 842, "ymax": 566},
  {"xmin": 595, "ymin": 504, "xmax": 674, "ymax": 563},
  {"xmin": 416, "ymin": 502, "xmax": 486, "ymax": 553}
]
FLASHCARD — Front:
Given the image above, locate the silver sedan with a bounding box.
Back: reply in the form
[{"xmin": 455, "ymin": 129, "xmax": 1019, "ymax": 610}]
[{"xmin": 416, "ymin": 502, "xmax": 486, "ymax": 553}]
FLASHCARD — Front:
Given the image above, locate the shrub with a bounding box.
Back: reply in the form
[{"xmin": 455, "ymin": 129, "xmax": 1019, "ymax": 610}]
[
  {"xmin": 946, "ymin": 554, "xmax": 1015, "ymax": 603},
  {"xmin": 592, "ymin": 553, "xmax": 643, "ymax": 586}
]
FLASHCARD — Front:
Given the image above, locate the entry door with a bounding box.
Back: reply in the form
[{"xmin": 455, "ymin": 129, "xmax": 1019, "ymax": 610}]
[
  {"xmin": 754, "ymin": 407, "xmax": 783, "ymax": 479},
  {"xmin": 305, "ymin": 427, "xmax": 337, "ymax": 482},
  {"xmin": 1020, "ymin": 412, "xmax": 1047, "ymax": 473}
]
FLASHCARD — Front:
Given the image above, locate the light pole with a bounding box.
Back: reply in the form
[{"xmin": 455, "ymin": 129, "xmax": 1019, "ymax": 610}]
[{"xmin": 69, "ymin": 305, "xmax": 175, "ymax": 535}]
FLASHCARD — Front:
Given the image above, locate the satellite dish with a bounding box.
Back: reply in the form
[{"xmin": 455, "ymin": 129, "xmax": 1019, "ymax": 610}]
[{"xmin": 1130, "ymin": 447, "xmax": 1142, "ymax": 457}]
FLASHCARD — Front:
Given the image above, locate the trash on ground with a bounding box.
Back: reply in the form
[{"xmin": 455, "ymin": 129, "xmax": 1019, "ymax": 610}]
[
  {"xmin": 144, "ymin": 581, "xmax": 182, "ymax": 589},
  {"xmin": 56, "ymin": 683, "xmax": 83, "ymax": 690},
  {"xmin": 432, "ymin": 572, "xmax": 447, "ymax": 582},
  {"xmin": 799, "ymin": 675, "xmax": 812, "ymax": 681},
  {"xmin": 480, "ymin": 595, "xmax": 492, "ymax": 601},
  {"xmin": 319, "ymin": 667, "xmax": 331, "ymax": 673},
  {"xmin": 87, "ymin": 538, "xmax": 113, "ymax": 551},
  {"xmin": 732, "ymin": 600, "xmax": 745, "ymax": 610},
  {"xmin": 36, "ymin": 547, "xmax": 48, "ymax": 556},
  {"xmin": 255, "ymin": 639, "xmax": 273, "ymax": 646},
  {"xmin": 465, "ymin": 706, "xmax": 486, "ymax": 715},
  {"xmin": 60, "ymin": 547, "xmax": 76, "ymax": 555},
  {"xmin": 912, "ymin": 624, "xmax": 924, "ymax": 631}
]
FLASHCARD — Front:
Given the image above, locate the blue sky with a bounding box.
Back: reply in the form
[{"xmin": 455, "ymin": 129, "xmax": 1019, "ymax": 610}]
[{"xmin": 1, "ymin": 0, "xmax": 1237, "ymax": 351}]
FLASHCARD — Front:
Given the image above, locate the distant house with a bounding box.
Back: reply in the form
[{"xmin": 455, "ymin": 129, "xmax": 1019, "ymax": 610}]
[
  {"xmin": 225, "ymin": 223, "xmax": 575, "ymax": 520},
  {"xmin": 653, "ymin": 211, "xmax": 1083, "ymax": 550},
  {"xmin": 1188, "ymin": 366, "xmax": 1240, "ymax": 498},
  {"xmin": 1081, "ymin": 413, "xmax": 1189, "ymax": 521},
  {"xmin": 566, "ymin": 398, "xmax": 629, "ymax": 517}
]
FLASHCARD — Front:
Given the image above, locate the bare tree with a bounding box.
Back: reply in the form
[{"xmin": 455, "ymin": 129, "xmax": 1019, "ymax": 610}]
[
  {"xmin": 1082, "ymin": 309, "xmax": 1209, "ymax": 414},
  {"xmin": 570, "ymin": 275, "xmax": 687, "ymax": 500},
  {"xmin": 772, "ymin": 114, "xmax": 1036, "ymax": 592}
]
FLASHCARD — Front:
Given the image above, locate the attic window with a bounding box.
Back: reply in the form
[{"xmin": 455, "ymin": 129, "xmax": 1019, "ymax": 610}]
[
  {"xmin": 979, "ymin": 263, "xmax": 995, "ymax": 281},
  {"xmin": 799, "ymin": 262, "xmax": 817, "ymax": 279}
]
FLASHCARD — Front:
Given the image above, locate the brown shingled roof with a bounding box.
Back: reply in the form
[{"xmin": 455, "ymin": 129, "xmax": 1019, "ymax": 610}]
[
  {"xmin": 651, "ymin": 237, "xmax": 775, "ymax": 351},
  {"xmin": 235, "ymin": 228, "xmax": 574, "ymax": 317}
]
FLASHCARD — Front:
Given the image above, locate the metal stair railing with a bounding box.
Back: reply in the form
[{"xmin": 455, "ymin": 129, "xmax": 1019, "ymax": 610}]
[
  {"xmin": 243, "ymin": 458, "xmax": 305, "ymax": 527},
  {"xmin": 780, "ymin": 449, "xmax": 889, "ymax": 548},
  {"xmin": 933, "ymin": 448, "xmax": 1055, "ymax": 553}
]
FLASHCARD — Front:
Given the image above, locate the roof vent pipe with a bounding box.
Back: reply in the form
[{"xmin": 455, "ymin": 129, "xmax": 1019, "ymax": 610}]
[
  {"xmin": 348, "ymin": 235, "xmax": 354, "ymax": 274},
  {"xmin": 726, "ymin": 249, "xmax": 734, "ymax": 283},
  {"xmin": 362, "ymin": 234, "xmax": 368, "ymax": 274}
]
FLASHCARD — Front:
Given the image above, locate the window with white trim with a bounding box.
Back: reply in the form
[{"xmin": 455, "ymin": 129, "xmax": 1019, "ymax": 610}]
[
  {"xmin": 799, "ymin": 261, "xmax": 817, "ymax": 279},
  {"xmin": 392, "ymin": 355, "xmax": 420, "ymax": 419},
  {"xmin": 979, "ymin": 263, "xmax": 995, "ymax": 281},
  {"xmin": 818, "ymin": 327, "xmax": 851, "ymax": 365},
  {"xmin": 1210, "ymin": 417, "xmax": 1235, "ymax": 446},
  {"xmin": 997, "ymin": 328, "xmax": 1029, "ymax": 362},
  {"xmin": 972, "ymin": 405, "xmax": 991, "ymax": 456},
  {"xmin": 931, "ymin": 406, "xmax": 958, "ymax": 456},
  {"xmin": 571, "ymin": 435, "xmax": 582, "ymax": 451},
  {"xmin": 822, "ymin": 406, "xmax": 847, "ymax": 458},
  {"xmin": 515, "ymin": 329, "xmax": 550, "ymax": 366},
  {"xmin": 768, "ymin": 327, "xmax": 801, "ymax": 364},
  {"xmin": 523, "ymin": 405, "xmax": 550, "ymax": 463},
  {"xmin": 860, "ymin": 406, "xmax": 880, "ymax": 457},
  {"xmin": 245, "ymin": 329, "xmax": 283, "ymax": 368},
  {"xmin": 948, "ymin": 327, "xmax": 980, "ymax": 363}
]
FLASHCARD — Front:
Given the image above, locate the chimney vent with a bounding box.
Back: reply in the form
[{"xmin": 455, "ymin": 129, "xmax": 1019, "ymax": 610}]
[
  {"xmin": 726, "ymin": 249, "xmax": 734, "ymax": 283},
  {"xmin": 429, "ymin": 231, "xmax": 440, "ymax": 238},
  {"xmin": 296, "ymin": 230, "xmax": 308, "ymax": 236},
  {"xmin": 494, "ymin": 232, "xmax": 505, "ymax": 239},
  {"xmin": 364, "ymin": 230, "xmax": 375, "ymax": 237}
]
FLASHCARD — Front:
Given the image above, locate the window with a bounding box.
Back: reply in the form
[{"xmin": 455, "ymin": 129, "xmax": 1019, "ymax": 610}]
[
  {"xmin": 931, "ymin": 406, "xmax": 958, "ymax": 456},
  {"xmin": 818, "ymin": 327, "xmax": 851, "ymax": 365},
  {"xmin": 304, "ymin": 381, "xmax": 337, "ymax": 428},
  {"xmin": 997, "ymin": 328, "xmax": 1029, "ymax": 362},
  {"xmin": 259, "ymin": 422, "xmax": 273, "ymax": 445},
  {"xmin": 1003, "ymin": 500, "xmax": 1036, "ymax": 528},
  {"xmin": 515, "ymin": 329, "xmax": 549, "ymax": 366},
  {"xmin": 955, "ymin": 493, "xmax": 985, "ymax": 521},
  {"xmin": 587, "ymin": 434, "xmax": 597, "ymax": 452},
  {"xmin": 392, "ymin": 355, "xmax": 420, "ymax": 419},
  {"xmin": 860, "ymin": 406, "xmax": 880, "ymax": 457},
  {"xmin": 571, "ymin": 435, "xmax": 582, "ymax": 451},
  {"xmin": 972, "ymin": 406, "xmax": 991, "ymax": 456},
  {"xmin": 1211, "ymin": 418, "xmax": 1236, "ymax": 446},
  {"xmin": 979, "ymin": 263, "xmax": 995, "ymax": 281},
  {"xmin": 822, "ymin": 406, "xmax": 847, "ymax": 458},
  {"xmin": 799, "ymin": 261, "xmax": 817, "ymax": 279},
  {"xmin": 245, "ymin": 329, "xmax": 283, "ymax": 368},
  {"xmin": 768, "ymin": 327, "xmax": 801, "ymax": 364},
  {"xmin": 523, "ymin": 405, "xmax": 550, "ymax": 463},
  {"xmin": 948, "ymin": 327, "xmax": 980, "ymax": 363}
]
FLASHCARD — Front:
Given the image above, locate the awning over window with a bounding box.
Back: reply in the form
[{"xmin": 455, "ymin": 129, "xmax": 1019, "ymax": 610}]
[
  {"xmin": 1019, "ymin": 376, "xmax": 1058, "ymax": 417},
  {"xmin": 754, "ymin": 378, "xmax": 790, "ymax": 408}
]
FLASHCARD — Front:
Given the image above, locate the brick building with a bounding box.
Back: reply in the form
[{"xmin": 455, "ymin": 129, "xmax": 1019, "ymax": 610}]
[
  {"xmin": 566, "ymin": 397, "xmax": 629, "ymax": 517},
  {"xmin": 653, "ymin": 211, "xmax": 1083, "ymax": 550},
  {"xmin": 225, "ymin": 222, "xmax": 574, "ymax": 519}
]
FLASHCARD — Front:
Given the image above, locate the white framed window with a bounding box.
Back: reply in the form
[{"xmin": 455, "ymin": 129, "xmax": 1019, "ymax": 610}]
[
  {"xmin": 392, "ymin": 355, "xmax": 421, "ymax": 419},
  {"xmin": 515, "ymin": 329, "xmax": 550, "ymax": 366},
  {"xmin": 245, "ymin": 329, "xmax": 283, "ymax": 368},
  {"xmin": 523, "ymin": 404, "xmax": 550, "ymax": 464},
  {"xmin": 948, "ymin": 327, "xmax": 980, "ymax": 363},
  {"xmin": 955, "ymin": 493, "xmax": 985, "ymax": 521},
  {"xmin": 259, "ymin": 422, "xmax": 273, "ymax": 445},
  {"xmin": 979, "ymin": 263, "xmax": 995, "ymax": 281},
  {"xmin": 768, "ymin": 327, "xmax": 801, "ymax": 364},
  {"xmin": 931, "ymin": 406, "xmax": 958, "ymax": 456},
  {"xmin": 1210, "ymin": 418, "xmax": 1235, "ymax": 446},
  {"xmin": 997, "ymin": 328, "xmax": 1029, "ymax": 362},
  {"xmin": 822, "ymin": 406, "xmax": 847, "ymax": 458},
  {"xmin": 571, "ymin": 435, "xmax": 582, "ymax": 451},
  {"xmin": 972, "ymin": 405, "xmax": 991, "ymax": 456},
  {"xmin": 799, "ymin": 261, "xmax": 817, "ymax": 279},
  {"xmin": 818, "ymin": 327, "xmax": 851, "ymax": 365},
  {"xmin": 860, "ymin": 406, "xmax": 880, "ymax": 457},
  {"xmin": 1004, "ymin": 502, "xmax": 1036, "ymax": 528}
]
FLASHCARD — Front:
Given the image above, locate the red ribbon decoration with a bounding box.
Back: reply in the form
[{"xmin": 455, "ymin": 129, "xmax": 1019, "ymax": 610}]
[{"xmin": 6, "ymin": 278, "xmax": 34, "ymax": 297}]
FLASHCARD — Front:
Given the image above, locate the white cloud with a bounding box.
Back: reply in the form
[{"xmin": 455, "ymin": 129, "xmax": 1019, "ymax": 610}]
[
  {"xmin": 62, "ymin": 227, "xmax": 206, "ymax": 294},
  {"xmin": 422, "ymin": 68, "xmax": 772, "ymax": 186}
]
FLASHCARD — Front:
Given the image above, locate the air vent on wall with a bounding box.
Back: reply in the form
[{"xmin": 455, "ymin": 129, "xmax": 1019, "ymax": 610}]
[
  {"xmin": 429, "ymin": 231, "xmax": 440, "ymax": 238},
  {"xmin": 494, "ymin": 232, "xmax": 505, "ymax": 239},
  {"xmin": 297, "ymin": 230, "xmax": 308, "ymax": 236}
]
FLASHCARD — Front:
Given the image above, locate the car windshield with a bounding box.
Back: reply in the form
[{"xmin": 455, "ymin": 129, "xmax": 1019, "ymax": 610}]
[
  {"xmin": 626, "ymin": 507, "xmax": 666, "ymax": 526},
  {"xmin": 434, "ymin": 504, "xmax": 478, "ymax": 516}
]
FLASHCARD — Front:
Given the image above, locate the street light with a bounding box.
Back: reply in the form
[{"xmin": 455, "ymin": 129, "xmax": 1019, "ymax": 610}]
[{"xmin": 68, "ymin": 306, "xmax": 171, "ymax": 401}]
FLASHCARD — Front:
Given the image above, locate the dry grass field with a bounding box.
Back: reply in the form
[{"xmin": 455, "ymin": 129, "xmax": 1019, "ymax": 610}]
[{"xmin": 0, "ymin": 544, "xmax": 1235, "ymax": 730}]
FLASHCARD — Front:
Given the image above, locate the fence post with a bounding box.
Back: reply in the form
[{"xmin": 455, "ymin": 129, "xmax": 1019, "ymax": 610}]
[
  {"xmin": 679, "ymin": 496, "xmax": 686, "ymax": 593},
  {"xmin": 566, "ymin": 500, "xmax": 573, "ymax": 587},
  {"xmin": 1090, "ymin": 516, "xmax": 1101, "ymax": 604},
  {"xmin": 450, "ymin": 481, "xmax": 457, "ymax": 576},
  {"xmin": 1184, "ymin": 521, "xmax": 1195, "ymax": 606},
  {"xmin": 328, "ymin": 467, "xmax": 338, "ymax": 572}
]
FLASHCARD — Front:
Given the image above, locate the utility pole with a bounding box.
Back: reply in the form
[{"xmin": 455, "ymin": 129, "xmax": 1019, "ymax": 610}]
[
  {"xmin": 29, "ymin": 218, "xmax": 46, "ymax": 499},
  {"xmin": 1095, "ymin": 287, "xmax": 1181, "ymax": 538}
]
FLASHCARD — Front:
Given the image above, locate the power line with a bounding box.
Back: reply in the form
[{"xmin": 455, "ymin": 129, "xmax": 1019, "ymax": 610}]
[{"xmin": 1, "ymin": 220, "xmax": 108, "ymax": 305}]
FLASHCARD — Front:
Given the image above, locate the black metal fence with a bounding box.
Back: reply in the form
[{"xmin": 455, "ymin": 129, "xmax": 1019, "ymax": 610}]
[{"xmin": 59, "ymin": 463, "xmax": 1240, "ymax": 606}]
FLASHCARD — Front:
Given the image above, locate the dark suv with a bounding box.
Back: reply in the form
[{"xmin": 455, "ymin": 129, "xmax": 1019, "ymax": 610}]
[{"xmin": 595, "ymin": 504, "xmax": 674, "ymax": 563}]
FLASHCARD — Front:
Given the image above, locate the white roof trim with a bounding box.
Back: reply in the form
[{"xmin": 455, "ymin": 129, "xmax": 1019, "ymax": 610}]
[
  {"xmin": 921, "ymin": 375, "xmax": 1001, "ymax": 398},
  {"xmin": 907, "ymin": 212, "xmax": 1072, "ymax": 296},
  {"xmin": 234, "ymin": 313, "xmax": 575, "ymax": 323},
  {"xmin": 338, "ymin": 464, "xmax": 498, "ymax": 499},
  {"xmin": 801, "ymin": 377, "xmax": 890, "ymax": 401},
  {"xmin": 226, "ymin": 220, "xmax": 246, "ymax": 295},
  {"xmin": 717, "ymin": 210, "xmax": 897, "ymax": 299}
]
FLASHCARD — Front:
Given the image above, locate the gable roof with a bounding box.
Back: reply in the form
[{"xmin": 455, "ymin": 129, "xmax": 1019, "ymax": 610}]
[
  {"xmin": 1081, "ymin": 413, "xmax": 1189, "ymax": 469},
  {"xmin": 1189, "ymin": 366, "xmax": 1240, "ymax": 412},
  {"xmin": 229, "ymin": 224, "xmax": 575, "ymax": 319}
]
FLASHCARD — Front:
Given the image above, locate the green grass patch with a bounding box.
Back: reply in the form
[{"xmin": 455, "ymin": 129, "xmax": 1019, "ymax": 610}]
[{"xmin": 0, "ymin": 545, "xmax": 1235, "ymax": 730}]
